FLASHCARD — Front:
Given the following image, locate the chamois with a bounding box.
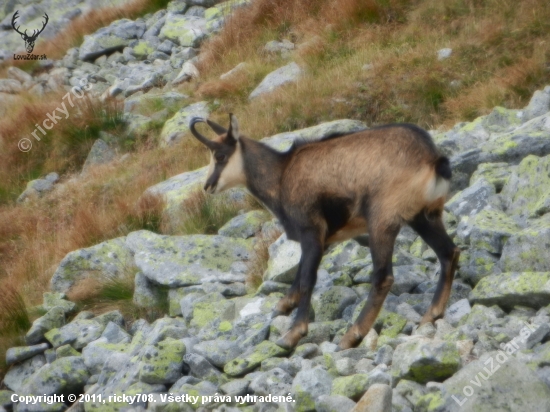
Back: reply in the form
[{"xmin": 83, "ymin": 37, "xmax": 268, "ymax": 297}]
[{"xmin": 190, "ymin": 114, "xmax": 460, "ymax": 350}]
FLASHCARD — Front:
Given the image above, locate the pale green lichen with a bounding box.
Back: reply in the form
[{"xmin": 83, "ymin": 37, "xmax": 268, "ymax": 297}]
[
  {"xmin": 224, "ymin": 341, "xmax": 289, "ymax": 376},
  {"xmin": 331, "ymin": 374, "xmax": 370, "ymax": 399}
]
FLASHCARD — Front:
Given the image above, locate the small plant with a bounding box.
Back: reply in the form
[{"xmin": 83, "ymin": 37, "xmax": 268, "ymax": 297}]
[
  {"xmin": 176, "ymin": 189, "xmax": 244, "ymax": 235},
  {"xmin": 0, "ymin": 285, "xmax": 31, "ymax": 377},
  {"xmin": 67, "ymin": 267, "xmax": 168, "ymax": 323},
  {"xmin": 246, "ymin": 226, "xmax": 283, "ymax": 291}
]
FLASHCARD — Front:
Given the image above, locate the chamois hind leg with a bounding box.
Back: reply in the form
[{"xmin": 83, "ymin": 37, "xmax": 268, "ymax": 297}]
[
  {"xmin": 409, "ymin": 210, "xmax": 460, "ymax": 325},
  {"xmin": 338, "ymin": 220, "xmax": 401, "ymax": 350},
  {"xmin": 276, "ymin": 229, "xmax": 324, "ymax": 350},
  {"xmin": 272, "ymin": 261, "xmax": 302, "ymax": 317}
]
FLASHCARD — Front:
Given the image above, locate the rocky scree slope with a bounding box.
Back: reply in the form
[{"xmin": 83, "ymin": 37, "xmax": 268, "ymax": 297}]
[{"xmin": 3, "ymin": 87, "xmax": 550, "ymax": 412}]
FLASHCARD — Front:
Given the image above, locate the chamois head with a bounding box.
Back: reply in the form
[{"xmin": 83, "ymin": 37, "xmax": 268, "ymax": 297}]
[{"xmin": 190, "ymin": 114, "xmax": 245, "ymax": 194}]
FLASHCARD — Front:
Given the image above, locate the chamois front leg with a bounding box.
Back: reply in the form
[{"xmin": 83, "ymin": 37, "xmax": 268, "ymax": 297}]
[
  {"xmin": 409, "ymin": 211, "xmax": 460, "ymax": 325},
  {"xmin": 272, "ymin": 261, "xmax": 302, "ymax": 318},
  {"xmin": 338, "ymin": 222, "xmax": 400, "ymax": 350},
  {"xmin": 276, "ymin": 230, "xmax": 324, "ymax": 350}
]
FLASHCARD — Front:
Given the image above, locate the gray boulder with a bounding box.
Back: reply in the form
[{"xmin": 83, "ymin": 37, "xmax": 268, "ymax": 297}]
[
  {"xmin": 79, "ymin": 19, "xmax": 146, "ymax": 61},
  {"xmin": 292, "ymin": 367, "xmax": 334, "ymax": 412},
  {"xmin": 82, "ymin": 139, "xmax": 117, "ymax": 172},
  {"xmin": 126, "ymin": 230, "xmax": 254, "ymax": 287},
  {"xmin": 523, "ymin": 86, "xmax": 550, "ymax": 121},
  {"xmin": 50, "ymin": 236, "xmax": 134, "ymax": 293},
  {"xmin": 249, "ymin": 62, "xmax": 303, "ymax": 100},
  {"xmin": 416, "ymin": 353, "xmax": 550, "ymax": 412},
  {"xmin": 218, "ymin": 210, "xmax": 271, "ymax": 238},
  {"xmin": 500, "ymin": 217, "xmax": 550, "ymax": 272},
  {"xmin": 160, "ymin": 101, "xmax": 209, "ymax": 145},
  {"xmin": 391, "ymin": 337, "xmax": 461, "ymax": 384},
  {"xmin": 470, "ymin": 272, "xmax": 550, "ymax": 310},
  {"xmin": 159, "ymin": 13, "xmax": 207, "ymax": 47}
]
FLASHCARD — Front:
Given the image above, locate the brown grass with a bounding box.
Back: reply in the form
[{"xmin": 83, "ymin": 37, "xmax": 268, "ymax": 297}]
[
  {"xmin": 246, "ymin": 226, "xmax": 283, "ymax": 291},
  {"xmin": 194, "ymin": 0, "xmax": 550, "ymax": 133}
]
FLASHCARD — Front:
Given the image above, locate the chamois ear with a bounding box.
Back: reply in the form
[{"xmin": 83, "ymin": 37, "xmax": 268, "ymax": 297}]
[
  {"xmin": 206, "ymin": 119, "xmax": 227, "ymax": 135},
  {"xmin": 226, "ymin": 113, "xmax": 240, "ymax": 144}
]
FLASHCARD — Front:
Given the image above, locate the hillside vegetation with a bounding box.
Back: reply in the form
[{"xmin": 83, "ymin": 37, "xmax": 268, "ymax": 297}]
[{"xmin": 0, "ymin": 0, "xmax": 549, "ymax": 378}]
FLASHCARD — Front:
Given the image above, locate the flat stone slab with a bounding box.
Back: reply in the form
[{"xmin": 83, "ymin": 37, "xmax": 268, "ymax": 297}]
[
  {"xmin": 126, "ymin": 230, "xmax": 254, "ymax": 287},
  {"xmin": 224, "ymin": 341, "xmax": 289, "ymax": 377}
]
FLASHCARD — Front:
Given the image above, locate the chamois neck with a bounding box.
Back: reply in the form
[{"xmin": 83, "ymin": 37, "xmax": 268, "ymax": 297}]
[{"xmin": 240, "ymin": 137, "xmax": 287, "ymax": 214}]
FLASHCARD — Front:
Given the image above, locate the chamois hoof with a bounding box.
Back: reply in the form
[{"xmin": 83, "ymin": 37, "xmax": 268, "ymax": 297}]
[
  {"xmin": 338, "ymin": 329, "xmax": 363, "ymax": 350},
  {"xmin": 275, "ymin": 327, "xmax": 307, "ymax": 350}
]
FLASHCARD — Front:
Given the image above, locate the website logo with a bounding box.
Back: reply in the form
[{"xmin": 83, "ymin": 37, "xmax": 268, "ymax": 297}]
[{"xmin": 11, "ymin": 10, "xmax": 48, "ymax": 55}]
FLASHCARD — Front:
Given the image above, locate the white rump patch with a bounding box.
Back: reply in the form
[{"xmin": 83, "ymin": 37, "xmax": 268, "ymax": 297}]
[{"xmin": 425, "ymin": 174, "xmax": 450, "ymax": 202}]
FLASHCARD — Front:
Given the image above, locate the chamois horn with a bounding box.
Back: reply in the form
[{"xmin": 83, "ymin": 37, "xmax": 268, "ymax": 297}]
[
  {"xmin": 189, "ymin": 117, "xmax": 218, "ymax": 150},
  {"xmin": 206, "ymin": 119, "xmax": 228, "ymax": 135}
]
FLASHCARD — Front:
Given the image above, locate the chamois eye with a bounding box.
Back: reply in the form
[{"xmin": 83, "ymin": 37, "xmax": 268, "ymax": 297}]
[{"xmin": 215, "ymin": 153, "xmax": 227, "ymax": 163}]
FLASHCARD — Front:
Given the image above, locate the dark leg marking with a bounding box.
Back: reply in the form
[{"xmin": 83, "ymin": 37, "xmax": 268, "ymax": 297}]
[
  {"xmin": 276, "ymin": 229, "xmax": 324, "ymax": 350},
  {"xmin": 408, "ymin": 210, "xmax": 460, "ymax": 325},
  {"xmin": 339, "ymin": 221, "xmax": 401, "ymax": 350}
]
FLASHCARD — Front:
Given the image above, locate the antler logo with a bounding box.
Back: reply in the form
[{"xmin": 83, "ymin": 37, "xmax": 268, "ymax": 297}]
[{"xmin": 11, "ymin": 11, "xmax": 49, "ymax": 54}]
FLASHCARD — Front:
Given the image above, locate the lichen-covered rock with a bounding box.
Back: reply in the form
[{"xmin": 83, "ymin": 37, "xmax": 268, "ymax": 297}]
[
  {"xmin": 523, "ymin": 86, "xmax": 550, "ymax": 121},
  {"xmin": 469, "ymin": 209, "xmax": 520, "ymax": 254},
  {"xmin": 261, "ymin": 119, "xmax": 367, "ymax": 152},
  {"xmin": 139, "ymin": 339, "xmax": 186, "ymax": 384},
  {"xmin": 249, "ymin": 62, "xmax": 303, "ymax": 100},
  {"xmin": 6, "ymin": 344, "xmax": 49, "ymax": 367},
  {"xmin": 218, "ymin": 210, "xmax": 271, "ymax": 238},
  {"xmin": 205, "ymin": 0, "xmax": 251, "ymax": 33},
  {"xmin": 160, "ymin": 101, "xmax": 209, "ymax": 146},
  {"xmin": 416, "ymin": 353, "xmax": 550, "ymax": 412},
  {"xmin": 331, "ymin": 373, "xmax": 373, "ymax": 400},
  {"xmin": 391, "ymin": 337, "xmax": 460, "ymax": 384},
  {"xmin": 483, "ymin": 106, "xmax": 522, "ymax": 132},
  {"xmin": 469, "ymin": 162, "xmax": 514, "ymax": 191},
  {"xmin": 133, "ymin": 271, "xmax": 167, "ymax": 308},
  {"xmin": 445, "ymin": 178, "xmax": 495, "ymax": 220},
  {"xmin": 79, "ymin": 19, "xmax": 146, "ymax": 61},
  {"xmin": 501, "ymin": 155, "xmax": 550, "ymax": 223},
  {"xmin": 264, "ymin": 233, "xmax": 301, "ymax": 283},
  {"xmin": 82, "ymin": 338, "xmax": 127, "ymax": 375},
  {"xmin": 25, "ymin": 307, "xmax": 66, "ymax": 345},
  {"xmin": 469, "ymin": 272, "xmax": 550, "ymax": 310},
  {"xmin": 42, "ymin": 292, "xmax": 76, "ymax": 314},
  {"xmin": 4, "ymin": 355, "xmax": 46, "ymax": 393},
  {"xmin": 45, "ymin": 318, "xmax": 105, "ymax": 349},
  {"xmin": 444, "ymin": 299, "xmax": 471, "ymax": 327},
  {"xmin": 292, "ymin": 367, "xmax": 334, "ymax": 412},
  {"xmin": 126, "ymin": 230, "xmax": 253, "ymax": 287},
  {"xmin": 159, "ymin": 13, "xmax": 207, "ymax": 47},
  {"xmin": 190, "ymin": 293, "xmax": 236, "ymax": 328},
  {"xmin": 249, "ymin": 367, "xmax": 293, "ymax": 396},
  {"xmin": 50, "ymin": 237, "xmax": 134, "ymax": 293},
  {"xmin": 224, "ymin": 341, "xmax": 289, "ymax": 376},
  {"xmin": 499, "ymin": 217, "xmax": 550, "ymax": 272},
  {"xmin": 22, "ymin": 356, "xmax": 90, "ymax": 396},
  {"xmin": 192, "ymin": 339, "xmax": 243, "ymax": 368},
  {"xmin": 311, "ymin": 286, "xmax": 357, "ymax": 322}
]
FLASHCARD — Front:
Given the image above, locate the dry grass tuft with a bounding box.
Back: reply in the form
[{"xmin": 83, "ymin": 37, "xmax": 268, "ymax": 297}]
[{"xmin": 246, "ymin": 226, "xmax": 283, "ymax": 291}]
